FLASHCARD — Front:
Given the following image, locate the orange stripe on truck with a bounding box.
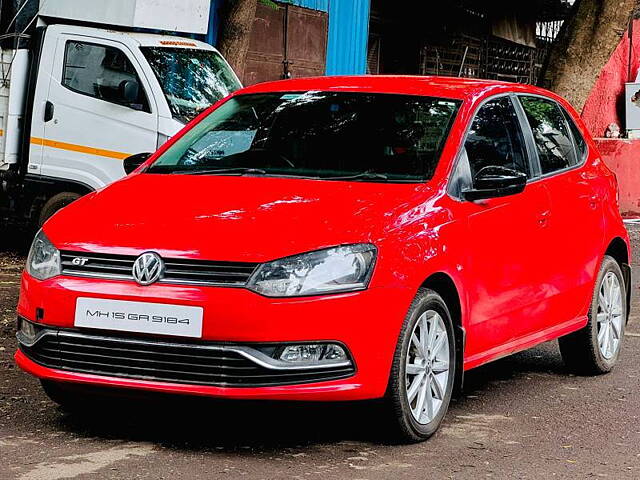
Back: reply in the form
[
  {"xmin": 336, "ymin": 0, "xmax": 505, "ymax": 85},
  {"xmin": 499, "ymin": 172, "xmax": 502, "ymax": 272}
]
[{"xmin": 30, "ymin": 137, "xmax": 130, "ymax": 160}]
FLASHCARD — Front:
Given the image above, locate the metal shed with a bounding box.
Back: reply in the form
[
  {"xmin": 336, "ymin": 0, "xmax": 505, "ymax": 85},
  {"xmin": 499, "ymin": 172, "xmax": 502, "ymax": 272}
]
[{"xmin": 204, "ymin": 0, "xmax": 371, "ymax": 84}]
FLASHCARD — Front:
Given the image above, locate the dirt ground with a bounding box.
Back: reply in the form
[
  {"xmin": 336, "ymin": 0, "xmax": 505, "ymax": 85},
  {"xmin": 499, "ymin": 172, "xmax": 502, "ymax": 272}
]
[{"xmin": 1, "ymin": 227, "xmax": 640, "ymax": 479}]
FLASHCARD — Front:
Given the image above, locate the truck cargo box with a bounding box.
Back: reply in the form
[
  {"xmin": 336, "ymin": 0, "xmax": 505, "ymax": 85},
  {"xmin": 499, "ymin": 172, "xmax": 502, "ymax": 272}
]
[{"xmin": 39, "ymin": 0, "xmax": 211, "ymax": 34}]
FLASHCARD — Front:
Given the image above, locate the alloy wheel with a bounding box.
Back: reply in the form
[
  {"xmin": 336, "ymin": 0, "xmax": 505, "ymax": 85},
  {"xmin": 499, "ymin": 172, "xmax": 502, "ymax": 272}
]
[
  {"xmin": 597, "ymin": 271, "xmax": 624, "ymax": 360},
  {"xmin": 405, "ymin": 310, "xmax": 450, "ymax": 424}
]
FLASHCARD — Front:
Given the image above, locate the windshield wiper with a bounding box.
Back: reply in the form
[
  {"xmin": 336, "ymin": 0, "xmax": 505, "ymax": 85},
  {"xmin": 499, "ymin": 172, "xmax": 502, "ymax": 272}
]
[
  {"xmin": 179, "ymin": 167, "xmax": 268, "ymax": 176},
  {"xmin": 323, "ymin": 172, "xmax": 390, "ymax": 182}
]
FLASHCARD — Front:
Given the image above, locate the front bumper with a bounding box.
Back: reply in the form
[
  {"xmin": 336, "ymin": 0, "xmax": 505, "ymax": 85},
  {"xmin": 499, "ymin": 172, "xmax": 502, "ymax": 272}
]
[
  {"xmin": 16, "ymin": 272, "xmax": 415, "ymax": 401},
  {"xmin": 17, "ymin": 322, "xmax": 355, "ymax": 388}
]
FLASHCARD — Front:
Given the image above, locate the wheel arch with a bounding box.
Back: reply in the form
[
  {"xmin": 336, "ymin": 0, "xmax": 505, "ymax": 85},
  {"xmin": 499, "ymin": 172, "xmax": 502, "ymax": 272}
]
[
  {"xmin": 26, "ymin": 175, "xmax": 95, "ymax": 198},
  {"xmin": 24, "ymin": 175, "xmax": 94, "ymax": 223},
  {"xmin": 420, "ymin": 272, "xmax": 465, "ymax": 396},
  {"xmin": 605, "ymin": 236, "xmax": 629, "ymax": 266},
  {"xmin": 605, "ymin": 237, "xmax": 631, "ymax": 321}
]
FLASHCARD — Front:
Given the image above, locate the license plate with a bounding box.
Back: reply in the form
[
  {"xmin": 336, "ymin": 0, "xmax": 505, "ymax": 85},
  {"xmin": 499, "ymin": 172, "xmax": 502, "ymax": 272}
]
[{"xmin": 74, "ymin": 298, "xmax": 203, "ymax": 338}]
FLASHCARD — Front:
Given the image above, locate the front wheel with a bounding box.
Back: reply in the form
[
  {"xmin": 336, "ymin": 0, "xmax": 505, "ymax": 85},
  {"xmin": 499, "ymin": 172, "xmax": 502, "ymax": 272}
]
[
  {"xmin": 559, "ymin": 255, "xmax": 627, "ymax": 375},
  {"xmin": 41, "ymin": 380, "xmax": 88, "ymax": 411},
  {"xmin": 41, "ymin": 380, "xmax": 116, "ymax": 412},
  {"xmin": 384, "ymin": 288, "xmax": 456, "ymax": 443}
]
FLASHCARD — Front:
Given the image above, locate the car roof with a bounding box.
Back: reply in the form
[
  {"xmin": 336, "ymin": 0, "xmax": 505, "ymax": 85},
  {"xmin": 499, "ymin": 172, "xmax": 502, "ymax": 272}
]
[{"xmin": 236, "ymin": 75, "xmax": 556, "ymax": 102}]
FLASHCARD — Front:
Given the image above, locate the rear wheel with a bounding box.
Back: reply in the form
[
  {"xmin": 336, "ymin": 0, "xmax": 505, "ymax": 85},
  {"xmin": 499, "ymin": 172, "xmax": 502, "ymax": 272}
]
[
  {"xmin": 559, "ymin": 255, "xmax": 626, "ymax": 375},
  {"xmin": 384, "ymin": 288, "xmax": 456, "ymax": 443}
]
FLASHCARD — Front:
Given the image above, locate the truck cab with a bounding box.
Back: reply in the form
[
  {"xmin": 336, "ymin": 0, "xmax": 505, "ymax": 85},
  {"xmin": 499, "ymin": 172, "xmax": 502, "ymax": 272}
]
[
  {"xmin": 0, "ymin": 1, "xmax": 241, "ymax": 227},
  {"xmin": 28, "ymin": 25, "xmax": 240, "ymax": 193}
]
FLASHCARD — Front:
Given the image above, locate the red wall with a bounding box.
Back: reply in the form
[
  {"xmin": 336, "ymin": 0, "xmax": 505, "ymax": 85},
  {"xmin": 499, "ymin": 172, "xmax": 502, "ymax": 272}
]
[
  {"xmin": 596, "ymin": 138, "xmax": 640, "ymax": 216},
  {"xmin": 582, "ymin": 23, "xmax": 640, "ymax": 217},
  {"xmin": 582, "ymin": 19, "xmax": 640, "ymax": 138}
]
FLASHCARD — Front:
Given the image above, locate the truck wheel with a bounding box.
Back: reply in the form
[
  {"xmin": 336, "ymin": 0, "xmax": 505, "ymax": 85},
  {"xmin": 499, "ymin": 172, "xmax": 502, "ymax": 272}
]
[
  {"xmin": 38, "ymin": 192, "xmax": 81, "ymax": 227},
  {"xmin": 559, "ymin": 255, "xmax": 627, "ymax": 375},
  {"xmin": 384, "ymin": 288, "xmax": 456, "ymax": 443}
]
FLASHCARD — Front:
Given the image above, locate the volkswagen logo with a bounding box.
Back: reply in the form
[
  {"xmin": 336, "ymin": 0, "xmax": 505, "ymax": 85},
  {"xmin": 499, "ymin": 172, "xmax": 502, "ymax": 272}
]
[{"xmin": 132, "ymin": 252, "xmax": 164, "ymax": 286}]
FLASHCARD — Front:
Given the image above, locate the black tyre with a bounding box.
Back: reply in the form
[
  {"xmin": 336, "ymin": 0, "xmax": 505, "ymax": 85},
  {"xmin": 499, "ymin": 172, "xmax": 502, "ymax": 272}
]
[
  {"xmin": 559, "ymin": 255, "xmax": 627, "ymax": 375},
  {"xmin": 384, "ymin": 288, "xmax": 456, "ymax": 443},
  {"xmin": 38, "ymin": 192, "xmax": 81, "ymax": 228},
  {"xmin": 41, "ymin": 381, "xmax": 172, "ymax": 413},
  {"xmin": 41, "ymin": 380, "xmax": 90, "ymax": 411},
  {"xmin": 41, "ymin": 380, "xmax": 121, "ymax": 413}
]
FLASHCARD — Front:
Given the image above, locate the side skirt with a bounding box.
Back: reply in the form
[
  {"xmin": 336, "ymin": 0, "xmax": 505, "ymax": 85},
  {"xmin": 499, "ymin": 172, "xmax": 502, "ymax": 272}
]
[{"xmin": 462, "ymin": 316, "xmax": 588, "ymax": 371}]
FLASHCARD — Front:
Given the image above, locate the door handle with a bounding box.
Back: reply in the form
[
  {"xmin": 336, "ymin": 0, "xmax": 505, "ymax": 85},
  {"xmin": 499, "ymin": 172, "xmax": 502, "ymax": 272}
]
[
  {"xmin": 589, "ymin": 194, "xmax": 598, "ymax": 210},
  {"xmin": 538, "ymin": 210, "xmax": 550, "ymax": 227},
  {"xmin": 44, "ymin": 101, "xmax": 54, "ymax": 123}
]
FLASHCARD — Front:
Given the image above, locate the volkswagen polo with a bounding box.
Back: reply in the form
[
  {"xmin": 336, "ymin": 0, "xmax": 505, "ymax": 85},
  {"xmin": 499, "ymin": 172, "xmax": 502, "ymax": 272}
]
[{"xmin": 15, "ymin": 76, "xmax": 631, "ymax": 442}]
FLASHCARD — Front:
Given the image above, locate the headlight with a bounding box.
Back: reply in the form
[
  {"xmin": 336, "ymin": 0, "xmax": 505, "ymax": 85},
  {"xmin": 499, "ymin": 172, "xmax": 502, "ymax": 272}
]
[
  {"xmin": 248, "ymin": 244, "xmax": 377, "ymax": 297},
  {"xmin": 26, "ymin": 230, "xmax": 61, "ymax": 280}
]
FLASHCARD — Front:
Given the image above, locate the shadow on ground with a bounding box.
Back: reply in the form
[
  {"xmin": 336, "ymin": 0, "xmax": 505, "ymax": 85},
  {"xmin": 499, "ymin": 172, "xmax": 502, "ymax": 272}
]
[{"xmin": 44, "ymin": 342, "xmax": 567, "ymax": 452}]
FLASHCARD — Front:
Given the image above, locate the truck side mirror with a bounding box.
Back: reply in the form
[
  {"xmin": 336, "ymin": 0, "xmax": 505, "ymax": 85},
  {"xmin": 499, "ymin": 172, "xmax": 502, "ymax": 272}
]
[
  {"xmin": 119, "ymin": 80, "xmax": 140, "ymax": 104},
  {"xmin": 123, "ymin": 152, "xmax": 152, "ymax": 175}
]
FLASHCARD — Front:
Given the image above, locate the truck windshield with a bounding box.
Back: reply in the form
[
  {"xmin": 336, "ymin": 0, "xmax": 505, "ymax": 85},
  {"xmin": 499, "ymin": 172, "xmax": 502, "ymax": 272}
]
[
  {"xmin": 147, "ymin": 92, "xmax": 461, "ymax": 183},
  {"xmin": 141, "ymin": 47, "xmax": 242, "ymax": 123}
]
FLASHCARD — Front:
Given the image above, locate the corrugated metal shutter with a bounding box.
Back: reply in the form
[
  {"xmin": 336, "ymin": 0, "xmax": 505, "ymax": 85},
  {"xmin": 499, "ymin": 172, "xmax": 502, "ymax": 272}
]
[
  {"xmin": 326, "ymin": 0, "xmax": 371, "ymax": 75},
  {"xmin": 203, "ymin": 0, "xmax": 224, "ymax": 46},
  {"xmin": 291, "ymin": 0, "xmax": 329, "ymax": 12}
]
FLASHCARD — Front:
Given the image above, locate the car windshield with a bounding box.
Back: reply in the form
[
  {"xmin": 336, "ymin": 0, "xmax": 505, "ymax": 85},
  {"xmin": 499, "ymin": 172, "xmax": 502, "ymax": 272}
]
[
  {"xmin": 147, "ymin": 91, "xmax": 461, "ymax": 182},
  {"xmin": 141, "ymin": 47, "xmax": 242, "ymax": 123}
]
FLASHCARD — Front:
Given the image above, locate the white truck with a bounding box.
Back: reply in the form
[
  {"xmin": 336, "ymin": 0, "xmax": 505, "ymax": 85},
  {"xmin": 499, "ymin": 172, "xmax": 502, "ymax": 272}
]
[{"xmin": 0, "ymin": 0, "xmax": 241, "ymax": 227}]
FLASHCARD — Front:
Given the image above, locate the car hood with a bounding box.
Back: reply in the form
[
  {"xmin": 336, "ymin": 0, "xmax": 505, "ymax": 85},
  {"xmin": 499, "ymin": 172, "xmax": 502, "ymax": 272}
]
[{"xmin": 45, "ymin": 174, "xmax": 436, "ymax": 262}]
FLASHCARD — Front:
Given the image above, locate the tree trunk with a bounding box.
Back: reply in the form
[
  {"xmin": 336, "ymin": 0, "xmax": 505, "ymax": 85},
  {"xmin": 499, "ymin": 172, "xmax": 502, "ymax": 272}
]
[
  {"xmin": 544, "ymin": 0, "xmax": 635, "ymax": 112},
  {"xmin": 217, "ymin": 0, "xmax": 259, "ymax": 79}
]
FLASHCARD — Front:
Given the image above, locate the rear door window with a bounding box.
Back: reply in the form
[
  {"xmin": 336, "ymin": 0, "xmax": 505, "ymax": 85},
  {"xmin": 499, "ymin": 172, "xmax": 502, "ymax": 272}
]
[
  {"xmin": 518, "ymin": 96, "xmax": 577, "ymax": 175},
  {"xmin": 563, "ymin": 109, "xmax": 588, "ymax": 163}
]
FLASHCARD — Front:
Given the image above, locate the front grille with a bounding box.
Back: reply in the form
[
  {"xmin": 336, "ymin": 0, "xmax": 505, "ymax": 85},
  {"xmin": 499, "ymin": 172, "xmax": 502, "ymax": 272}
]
[
  {"xmin": 20, "ymin": 330, "xmax": 355, "ymax": 387},
  {"xmin": 60, "ymin": 251, "xmax": 259, "ymax": 287}
]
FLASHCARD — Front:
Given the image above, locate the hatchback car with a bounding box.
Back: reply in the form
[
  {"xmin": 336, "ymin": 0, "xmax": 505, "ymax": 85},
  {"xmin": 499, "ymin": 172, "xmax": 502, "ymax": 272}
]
[{"xmin": 16, "ymin": 76, "xmax": 630, "ymax": 442}]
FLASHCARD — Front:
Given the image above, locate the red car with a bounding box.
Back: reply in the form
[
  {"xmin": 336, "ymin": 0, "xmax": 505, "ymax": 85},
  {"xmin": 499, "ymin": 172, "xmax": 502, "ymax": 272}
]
[{"xmin": 16, "ymin": 76, "xmax": 631, "ymax": 442}]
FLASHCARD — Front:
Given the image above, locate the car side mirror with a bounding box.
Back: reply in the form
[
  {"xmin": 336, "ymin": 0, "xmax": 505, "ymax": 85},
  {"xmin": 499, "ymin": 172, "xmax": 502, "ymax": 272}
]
[
  {"xmin": 119, "ymin": 80, "xmax": 140, "ymax": 104},
  {"xmin": 463, "ymin": 166, "xmax": 527, "ymax": 201},
  {"xmin": 123, "ymin": 152, "xmax": 152, "ymax": 175}
]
